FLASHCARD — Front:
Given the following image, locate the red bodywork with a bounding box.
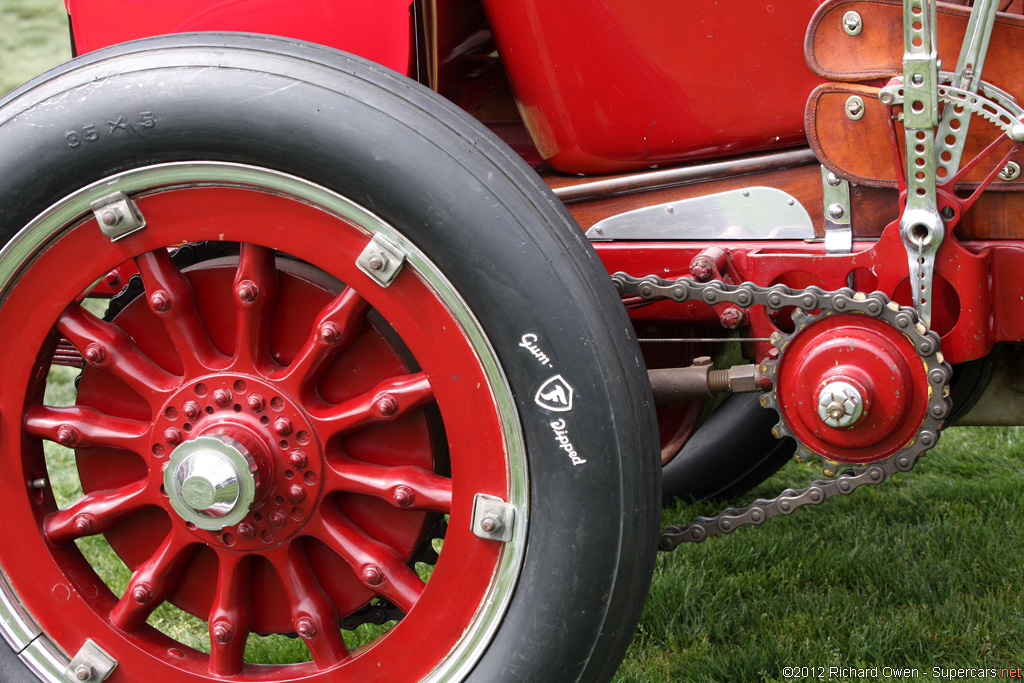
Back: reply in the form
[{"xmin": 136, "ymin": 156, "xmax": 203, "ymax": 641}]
[{"xmin": 63, "ymin": 0, "xmax": 1024, "ymax": 370}]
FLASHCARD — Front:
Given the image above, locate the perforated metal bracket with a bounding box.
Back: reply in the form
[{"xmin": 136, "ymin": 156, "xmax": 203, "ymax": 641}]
[
  {"xmin": 356, "ymin": 234, "xmax": 406, "ymax": 287},
  {"xmin": 89, "ymin": 192, "xmax": 145, "ymax": 241},
  {"xmin": 471, "ymin": 494, "xmax": 515, "ymax": 542},
  {"xmin": 64, "ymin": 639, "xmax": 117, "ymax": 682},
  {"xmin": 821, "ymin": 167, "xmax": 853, "ymax": 254}
]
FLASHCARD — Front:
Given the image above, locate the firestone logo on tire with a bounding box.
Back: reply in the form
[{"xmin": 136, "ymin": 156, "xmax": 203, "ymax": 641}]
[{"xmin": 535, "ymin": 375, "xmax": 575, "ymax": 412}]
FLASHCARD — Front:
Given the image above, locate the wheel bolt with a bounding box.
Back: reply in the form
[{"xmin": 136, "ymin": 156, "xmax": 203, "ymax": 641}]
[
  {"xmin": 319, "ymin": 322, "xmax": 342, "ymax": 344},
  {"xmin": 83, "ymin": 343, "xmax": 106, "ymax": 365},
  {"xmin": 361, "ymin": 564, "xmax": 384, "ymax": 586},
  {"xmin": 268, "ymin": 510, "xmax": 287, "ymax": 529},
  {"xmin": 212, "ymin": 621, "xmax": 233, "ymax": 643},
  {"xmin": 247, "ymin": 393, "xmax": 265, "ymax": 412},
  {"xmin": 237, "ymin": 522, "xmax": 256, "ymax": 539},
  {"xmin": 213, "ymin": 389, "xmax": 232, "ymax": 407},
  {"xmin": 274, "ymin": 418, "xmax": 293, "ymax": 436},
  {"xmin": 376, "ymin": 393, "xmax": 398, "ymax": 417},
  {"xmin": 367, "ymin": 255, "xmax": 386, "ymax": 272},
  {"xmin": 163, "ymin": 427, "xmax": 182, "ymax": 446},
  {"xmin": 132, "ymin": 584, "xmax": 152, "ymax": 604},
  {"xmin": 74, "ymin": 514, "xmax": 95, "ymax": 534},
  {"xmin": 393, "ymin": 486, "xmax": 414, "ymax": 508},
  {"xmin": 287, "ymin": 484, "xmax": 306, "ymax": 503},
  {"xmin": 56, "ymin": 425, "xmax": 79, "ymax": 447},
  {"xmin": 74, "ymin": 664, "xmax": 94, "ymax": 681},
  {"xmin": 149, "ymin": 290, "xmax": 171, "ymax": 312},
  {"xmin": 236, "ymin": 280, "xmax": 258, "ymax": 302},
  {"xmin": 296, "ymin": 617, "xmax": 316, "ymax": 639},
  {"xmin": 288, "ymin": 450, "xmax": 308, "ymax": 469},
  {"xmin": 183, "ymin": 401, "xmax": 202, "ymax": 420},
  {"xmin": 480, "ymin": 516, "xmax": 502, "ymax": 533}
]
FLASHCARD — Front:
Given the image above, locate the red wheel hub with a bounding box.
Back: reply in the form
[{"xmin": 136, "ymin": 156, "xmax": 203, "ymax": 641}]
[
  {"xmin": 775, "ymin": 314, "xmax": 930, "ymax": 465},
  {"xmin": 0, "ymin": 181, "xmax": 513, "ymax": 681}
]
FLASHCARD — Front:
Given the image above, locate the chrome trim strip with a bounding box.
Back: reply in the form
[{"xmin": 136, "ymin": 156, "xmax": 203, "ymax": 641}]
[{"xmin": 552, "ymin": 148, "xmax": 819, "ymax": 204}]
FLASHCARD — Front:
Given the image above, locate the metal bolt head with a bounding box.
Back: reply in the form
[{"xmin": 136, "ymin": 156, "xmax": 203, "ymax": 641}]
[
  {"xmin": 367, "ymin": 254, "xmax": 388, "ymax": 271},
  {"xmin": 843, "ymin": 10, "xmax": 863, "ymax": 36},
  {"xmin": 212, "ymin": 622, "xmax": 233, "ymax": 643},
  {"xmin": 319, "ymin": 322, "xmax": 342, "ymax": 344},
  {"xmin": 213, "ymin": 388, "xmax": 232, "ymax": 407},
  {"xmin": 103, "ymin": 271, "xmax": 121, "ymax": 287},
  {"xmin": 719, "ymin": 307, "xmax": 744, "ymax": 329},
  {"xmin": 274, "ymin": 417, "xmax": 293, "ymax": 436},
  {"xmin": 361, "ymin": 565, "xmax": 384, "ymax": 586},
  {"xmin": 999, "ymin": 161, "xmax": 1021, "ymax": 181},
  {"xmin": 689, "ymin": 256, "xmax": 713, "ymax": 282},
  {"xmin": 237, "ymin": 522, "xmax": 256, "ymax": 539},
  {"xmin": 236, "ymin": 280, "xmax": 258, "ymax": 302},
  {"xmin": 827, "ymin": 203, "xmax": 846, "ymax": 220},
  {"xmin": 100, "ymin": 209, "xmax": 121, "ymax": 227},
  {"xmin": 480, "ymin": 515, "xmax": 501, "ymax": 533},
  {"xmin": 296, "ymin": 617, "xmax": 316, "ymax": 638},
  {"xmin": 845, "ymin": 95, "xmax": 865, "ymax": 120},
  {"xmin": 132, "ymin": 584, "xmax": 152, "ymax": 604},
  {"xmin": 287, "ymin": 484, "xmax": 306, "ymax": 503},
  {"xmin": 246, "ymin": 393, "xmax": 265, "ymax": 412},
  {"xmin": 74, "ymin": 514, "xmax": 95, "ymax": 535},
  {"xmin": 376, "ymin": 393, "xmax": 398, "ymax": 417},
  {"xmin": 56, "ymin": 425, "xmax": 78, "ymax": 446},
  {"xmin": 826, "ymin": 172, "xmax": 843, "ymax": 187},
  {"xmin": 268, "ymin": 510, "xmax": 287, "ymax": 529},
  {"xmin": 816, "ymin": 380, "xmax": 865, "ymax": 428},
  {"xmin": 183, "ymin": 401, "xmax": 202, "ymax": 420},
  {"xmin": 164, "ymin": 427, "xmax": 183, "ymax": 446},
  {"xmin": 75, "ymin": 664, "xmax": 94, "ymax": 681},
  {"xmin": 149, "ymin": 290, "xmax": 171, "ymax": 312},
  {"xmin": 393, "ymin": 486, "xmax": 414, "ymax": 508},
  {"xmin": 84, "ymin": 343, "xmax": 106, "ymax": 365},
  {"xmin": 288, "ymin": 450, "xmax": 308, "ymax": 469}
]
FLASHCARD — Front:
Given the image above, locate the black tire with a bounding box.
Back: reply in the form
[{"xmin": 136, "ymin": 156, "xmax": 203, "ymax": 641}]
[
  {"xmin": 0, "ymin": 34, "xmax": 659, "ymax": 682},
  {"xmin": 662, "ymin": 393, "xmax": 795, "ymax": 504}
]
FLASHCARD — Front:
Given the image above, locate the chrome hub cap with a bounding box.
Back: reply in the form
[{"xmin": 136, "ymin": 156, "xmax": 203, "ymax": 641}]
[{"xmin": 165, "ymin": 434, "xmax": 259, "ymax": 530}]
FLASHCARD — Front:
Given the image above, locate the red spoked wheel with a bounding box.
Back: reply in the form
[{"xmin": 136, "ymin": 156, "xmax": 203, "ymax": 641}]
[
  {"xmin": 0, "ymin": 34, "xmax": 660, "ymax": 683},
  {"xmin": 0, "ymin": 166, "xmax": 523, "ymax": 681}
]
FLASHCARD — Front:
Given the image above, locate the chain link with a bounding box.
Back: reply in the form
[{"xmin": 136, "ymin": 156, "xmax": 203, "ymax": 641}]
[{"xmin": 611, "ymin": 272, "xmax": 953, "ymax": 551}]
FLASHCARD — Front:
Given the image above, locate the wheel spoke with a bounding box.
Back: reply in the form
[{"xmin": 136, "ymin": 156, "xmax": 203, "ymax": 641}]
[
  {"xmin": 24, "ymin": 405, "xmax": 150, "ymax": 454},
  {"xmin": 208, "ymin": 553, "xmax": 253, "ymax": 676},
  {"xmin": 110, "ymin": 531, "xmax": 196, "ymax": 632},
  {"xmin": 57, "ymin": 303, "xmax": 178, "ymax": 397},
  {"xmin": 231, "ymin": 244, "xmax": 279, "ymax": 372},
  {"xmin": 135, "ymin": 249, "xmax": 226, "ymax": 374},
  {"xmin": 43, "ymin": 480, "xmax": 153, "ymax": 544},
  {"xmin": 267, "ymin": 543, "xmax": 349, "ymax": 667},
  {"xmin": 324, "ymin": 458, "xmax": 451, "ymax": 513},
  {"xmin": 315, "ymin": 505, "xmax": 425, "ymax": 615},
  {"xmin": 269, "ymin": 287, "xmax": 369, "ymax": 392},
  {"xmin": 308, "ymin": 372, "xmax": 434, "ymax": 438}
]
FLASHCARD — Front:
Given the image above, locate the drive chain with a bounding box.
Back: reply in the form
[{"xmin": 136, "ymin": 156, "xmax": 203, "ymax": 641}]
[{"xmin": 610, "ymin": 273, "xmax": 953, "ymax": 551}]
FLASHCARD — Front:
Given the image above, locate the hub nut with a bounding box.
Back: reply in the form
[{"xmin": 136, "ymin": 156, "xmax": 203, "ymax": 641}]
[{"xmin": 816, "ymin": 380, "xmax": 865, "ymax": 428}]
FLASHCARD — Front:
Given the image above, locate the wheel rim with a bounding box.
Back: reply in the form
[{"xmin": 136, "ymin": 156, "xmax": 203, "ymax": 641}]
[{"xmin": 0, "ymin": 163, "xmax": 527, "ymax": 681}]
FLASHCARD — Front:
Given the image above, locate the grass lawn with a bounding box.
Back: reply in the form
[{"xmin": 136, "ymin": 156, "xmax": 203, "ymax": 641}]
[{"xmin": 6, "ymin": 2, "xmax": 1024, "ymax": 681}]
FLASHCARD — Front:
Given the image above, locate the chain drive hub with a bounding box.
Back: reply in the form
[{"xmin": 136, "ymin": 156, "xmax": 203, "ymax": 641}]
[{"xmin": 611, "ymin": 273, "xmax": 953, "ymax": 550}]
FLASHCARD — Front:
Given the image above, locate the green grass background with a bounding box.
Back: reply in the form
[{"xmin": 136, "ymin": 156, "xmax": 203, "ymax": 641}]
[{"xmin": 4, "ymin": 2, "xmax": 1024, "ymax": 681}]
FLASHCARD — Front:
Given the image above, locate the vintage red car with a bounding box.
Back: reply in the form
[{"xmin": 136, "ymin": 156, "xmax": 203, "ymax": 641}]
[{"xmin": 0, "ymin": 0, "xmax": 1020, "ymax": 680}]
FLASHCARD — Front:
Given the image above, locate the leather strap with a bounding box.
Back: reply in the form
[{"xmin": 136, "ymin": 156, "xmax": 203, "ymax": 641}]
[{"xmin": 805, "ymin": 1, "xmax": 1024, "ymax": 190}]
